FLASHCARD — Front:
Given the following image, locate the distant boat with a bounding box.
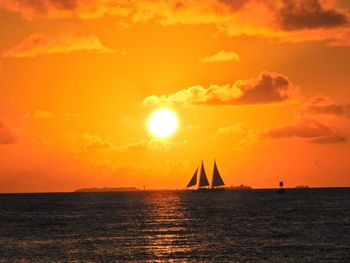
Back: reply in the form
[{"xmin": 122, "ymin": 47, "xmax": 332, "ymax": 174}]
[{"xmin": 186, "ymin": 160, "xmax": 225, "ymax": 190}]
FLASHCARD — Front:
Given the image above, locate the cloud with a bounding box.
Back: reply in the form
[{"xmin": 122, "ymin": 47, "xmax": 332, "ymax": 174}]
[
  {"xmin": 69, "ymin": 131, "xmax": 186, "ymax": 152},
  {"xmin": 118, "ymin": 139, "xmax": 186, "ymax": 152},
  {"xmin": 0, "ymin": 0, "xmax": 131, "ymax": 19},
  {"xmin": 86, "ymin": 140, "xmax": 113, "ymax": 150},
  {"xmin": 142, "ymin": 71, "xmax": 299, "ymax": 107},
  {"xmin": 82, "ymin": 134, "xmax": 113, "ymax": 151},
  {"xmin": 263, "ymin": 95, "xmax": 350, "ymax": 144},
  {"xmin": 264, "ymin": 118, "xmax": 348, "ymax": 144},
  {"xmin": 215, "ymin": 123, "xmax": 246, "ymax": 137},
  {"xmin": 20, "ymin": 110, "xmax": 56, "ymax": 119},
  {"xmin": 214, "ymin": 123, "xmax": 260, "ymax": 149},
  {"xmin": 20, "ymin": 110, "xmax": 79, "ymax": 119},
  {"xmin": 298, "ymin": 95, "xmax": 350, "ymax": 117},
  {"xmin": 2, "ymin": 33, "xmax": 115, "ymax": 58},
  {"xmin": 235, "ymin": 129, "xmax": 260, "ymax": 149},
  {"xmin": 200, "ymin": 50, "xmax": 239, "ymax": 63},
  {"xmin": 0, "ymin": 0, "xmax": 349, "ymax": 45},
  {"xmin": 0, "ymin": 121, "xmax": 17, "ymax": 144},
  {"xmin": 67, "ymin": 133, "xmax": 114, "ymax": 151},
  {"xmin": 310, "ymin": 133, "xmax": 348, "ymax": 144},
  {"xmin": 0, "ymin": 0, "xmax": 348, "ymax": 51},
  {"xmin": 184, "ymin": 124, "xmax": 203, "ymax": 130},
  {"xmin": 78, "ymin": 133, "xmax": 185, "ymax": 152},
  {"xmin": 31, "ymin": 137, "xmax": 51, "ymax": 144},
  {"xmin": 278, "ymin": 0, "xmax": 348, "ymax": 30},
  {"xmin": 212, "ymin": 95, "xmax": 350, "ymax": 147}
]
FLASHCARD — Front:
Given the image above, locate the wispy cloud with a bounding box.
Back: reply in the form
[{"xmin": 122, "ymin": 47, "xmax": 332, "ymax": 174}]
[
  {"xmin": 264, "ymin": 118, "xmax": 348, "ymax": 144},
  {"xmin": 117, "ymin": 139, "xmax": 186, "ymax": 152},
  {"xmin": 214, "ymin": 94, "xmax": 350, "ymax": 146},
  {"xmin": 215, "ymin": 123, "xmax": 246, "ymax": 137},
  {"xmin": 72, "ymin": 133, "xmax": 186, "ymax": 152},
  {"xmin": 261, "ymin": 94, "xmax": 350, "ymax": 144},
  {"xmin": 214, "ymin": 123, "xmax": 260, "ymax": 150},
  {"xmin": 30, "ymin": 137, "xmax": 51, "ymax": 145},
  {"xmin": 298, "ymin": 95, "xmax": 350, "ymax": 118},
  {"xmin": 200, "ymin": 50, "xmax": 239, "ymax": 63},
  {"xmin": 20, "ymin": 110, "xmax": 79, "ymax": 119},
  {"xmin": 20, "ymin": 110, "xmax": 56, "ymax": 119},
  {"xmin": 0, "ymin": 121, "xmax": 17, "ymax": 145},
  {"xmin": 2, "ymin": 33, "xmax": 115, "ymax": 58},
  {"xmin": 82, "ymin": 134, "xmax": 114, "ymax": 151}
]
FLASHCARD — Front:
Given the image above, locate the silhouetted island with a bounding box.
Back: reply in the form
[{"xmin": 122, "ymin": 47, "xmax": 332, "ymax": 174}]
[
  {"xmin": 226, "ymin": 184, "xmax": 252, "ymax": 190},
  {"xmin": 295, "ymin": 185, "xmax": 310, "ymax": 188},
  {"xmin": 75, "ymin": 187, "xmax": 140, "ymax": 192}
]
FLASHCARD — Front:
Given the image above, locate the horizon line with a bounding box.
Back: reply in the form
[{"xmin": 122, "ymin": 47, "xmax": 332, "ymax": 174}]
[{"xmin": 1, "ymin": 186, "xmax": 350, "ymax": 194}]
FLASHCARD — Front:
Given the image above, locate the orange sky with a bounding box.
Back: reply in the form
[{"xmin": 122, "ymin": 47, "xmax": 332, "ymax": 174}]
[{"xmin": 1, "ymin": 0, "xmax": 350, "ymax": 192}]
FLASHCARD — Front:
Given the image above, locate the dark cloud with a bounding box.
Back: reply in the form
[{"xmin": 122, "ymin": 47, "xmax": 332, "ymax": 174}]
[
  {"xmin": 298, "ymin": 95, "xmax": 350, "ymax": 117},
  {"xmin": 234, "ymin": 71, "xmax": 295, "ymax": 104},
  {"xmin": 279, "ymin": 0, "xmax": 348, "ymax": 30},
  {"xmin": 0, "ymin": 0, "xmax": 112, "ymax": 19},
  {"xmin": 264, "ymin": 118, "xmax": 348, "ymax": 144},
  {"xmin": 218, "ymin": 0, "xmax": 251, "ymax": 11},
  {"xmin": 0, "ymin": 121, "xmax": 17, "ymax": 144},
  {"xmin": 5, "ymin": 0, "xmax": 77, "ymax": 13},
  {"xmin": 310, "ymin": 133, "xmax": 348, "ymax": 144}
]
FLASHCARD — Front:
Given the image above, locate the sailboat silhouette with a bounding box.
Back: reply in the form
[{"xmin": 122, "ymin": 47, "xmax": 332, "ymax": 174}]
[{"xmin": 186, "ymin": 160, "xmax": 225, "ymax": 190}]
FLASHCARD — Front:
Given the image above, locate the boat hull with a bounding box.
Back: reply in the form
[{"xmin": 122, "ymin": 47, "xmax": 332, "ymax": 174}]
[
  {"xmin": 211, "ymin": 187, "xmax": 225, "ymax": 191},
  {"xmin": 197, "ymin": 188, "xmax": 210, "ymax": 191},
  {"xmin": 187, "ymin": 188, "xmax": 225, "ymax": 192}
]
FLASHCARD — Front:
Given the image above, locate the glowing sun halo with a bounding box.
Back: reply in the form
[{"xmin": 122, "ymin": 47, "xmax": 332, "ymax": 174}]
[{"xmin": 148, "ymin": 109, "xmax": 178, "ymax": 137}]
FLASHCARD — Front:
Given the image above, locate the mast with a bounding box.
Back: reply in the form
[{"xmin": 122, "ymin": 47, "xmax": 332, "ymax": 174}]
[
  {"xmin": 186, "ymin": 167, "xmax": 198, "ymax": 188},
  {"xmin": 211, "ymin": 160, "xmax": 225, "ymax": 188},
  {"xmin": 198, "ymin": 161, "xmax": 210, "ymax": 188}
]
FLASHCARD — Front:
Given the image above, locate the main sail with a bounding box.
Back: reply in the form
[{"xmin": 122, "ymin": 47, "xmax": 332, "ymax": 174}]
[
  {"xmin": 186, "ymin": 167, "xmax": 198, "ymax": 188},
  {"xmin": 198, "ymin": 161, "xmax": 210, "ymax": 188},
  {"xmin": 211, "ymin": 161, "xmax": 225, "ymax": 188}
]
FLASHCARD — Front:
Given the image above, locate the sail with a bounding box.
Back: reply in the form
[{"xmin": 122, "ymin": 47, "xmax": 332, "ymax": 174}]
[
  {"xmin": 186, "ymin": 167, "xmax": 198, "ymax": 188},
  {"xmin": 198, "ymin": 161, "xmax": 210, "ymax": 188},
  {"xmin": 211, "ymin": 161, "xmax": 225, "ymax": 187}
]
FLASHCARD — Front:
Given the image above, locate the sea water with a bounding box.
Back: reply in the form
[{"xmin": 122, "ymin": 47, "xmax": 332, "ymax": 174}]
[{"xmin": 0, "ymin": 188, "xmax": 349, "ymax": 262}]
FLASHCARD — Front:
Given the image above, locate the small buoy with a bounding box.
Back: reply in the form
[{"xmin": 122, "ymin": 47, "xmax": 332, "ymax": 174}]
[{"xmin": 278, "ymin": 181, "xmax": 285, "ymax": 194}]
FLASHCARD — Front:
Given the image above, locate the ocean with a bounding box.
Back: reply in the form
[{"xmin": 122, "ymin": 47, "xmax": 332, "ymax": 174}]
[{"xmin": 0, "ymin": 188, "xmax": 349, "ymax": 262}]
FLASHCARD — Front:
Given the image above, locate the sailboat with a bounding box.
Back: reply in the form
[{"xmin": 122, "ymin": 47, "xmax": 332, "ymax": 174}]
[{"xmin": 186, "ymin": 160, "xmax": 225, "ymax": 190}]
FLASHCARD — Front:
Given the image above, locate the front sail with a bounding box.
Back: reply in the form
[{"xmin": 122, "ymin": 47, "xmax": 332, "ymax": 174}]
[
  {"xmin": 211, "ymin": 161, "xmax": 225, "ymax": 188},
  {"xmin": 186, "ymin": 167, "xmax": 198, "ymax": 188},
  {"xmin": 198, "ymin": 161, "xmax": 210, "ymax": 188}
]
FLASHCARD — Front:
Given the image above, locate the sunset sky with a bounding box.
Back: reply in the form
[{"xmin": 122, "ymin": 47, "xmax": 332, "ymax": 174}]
[{"xmin": 1, "ymin": 0, "xmax": 350, "ymax": 192}]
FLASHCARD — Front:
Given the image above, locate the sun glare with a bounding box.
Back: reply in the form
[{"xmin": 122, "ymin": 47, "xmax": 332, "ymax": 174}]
[{"xmin": 148, "ymin": 109, "xmax": 178, "ymax": 137}]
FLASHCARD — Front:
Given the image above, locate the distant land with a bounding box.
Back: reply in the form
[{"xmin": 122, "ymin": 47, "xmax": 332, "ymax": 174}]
[
  {"xmin": 295, "ymin": 185, "xmax": 310, "ymax": 188},
  {"xmin": 75, "ymin": 187, "xmax": 140, "ymax": 192},
  {"xmin": 75, "ymin": 185, "xmax": 253, "ymax": 192},
  {"xmin": 226, "ymin": 184, "xmax": 252, "ymax": 190}
]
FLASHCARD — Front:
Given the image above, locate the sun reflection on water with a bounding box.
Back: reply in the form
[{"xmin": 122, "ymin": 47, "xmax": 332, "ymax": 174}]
[{"xmin": 142, "ymin": 192, "xmax": 192, "ymax": 260}]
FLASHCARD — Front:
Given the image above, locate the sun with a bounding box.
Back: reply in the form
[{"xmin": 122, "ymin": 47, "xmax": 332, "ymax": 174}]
[{"xmin": 148, "ymin": 109, "xmax": 178, "ymax": 137}]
